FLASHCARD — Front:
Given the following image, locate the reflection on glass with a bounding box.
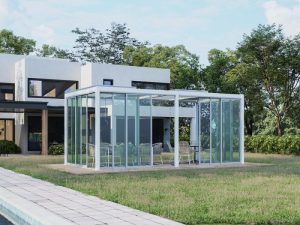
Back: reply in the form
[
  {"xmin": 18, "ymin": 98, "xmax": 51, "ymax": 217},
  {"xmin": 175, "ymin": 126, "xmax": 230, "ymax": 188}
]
[
  {"xmin": 199, "ymin": 99, "xmax": 210, "ymax": 163},
  {"xmin": 211, "ymin": 99, "xmax": 221, "ymax": 163},
  {"xmin": 29, "ymin": 79, "xmax": 77, "ymax": 98},
  {"xmin": 113, "ymin": 94, "xmax": 126, "ymax": 167}
]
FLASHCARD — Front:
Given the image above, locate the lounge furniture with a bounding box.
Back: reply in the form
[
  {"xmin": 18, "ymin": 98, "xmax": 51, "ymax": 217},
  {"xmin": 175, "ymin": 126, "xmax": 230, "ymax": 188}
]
[
  {"xmin": 179, "ymin": 141, "xmax": 194, "ymax": 164},
  {"xmin": 153, "ymin": 142, "xmax": 163, "ymax": 164}
]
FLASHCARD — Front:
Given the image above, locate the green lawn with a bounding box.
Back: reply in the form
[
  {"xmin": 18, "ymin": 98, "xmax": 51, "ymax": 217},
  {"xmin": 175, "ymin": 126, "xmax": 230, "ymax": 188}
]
[{"xmin": 0, "ymin": 153, "xmax": 299, "ymax": 225}]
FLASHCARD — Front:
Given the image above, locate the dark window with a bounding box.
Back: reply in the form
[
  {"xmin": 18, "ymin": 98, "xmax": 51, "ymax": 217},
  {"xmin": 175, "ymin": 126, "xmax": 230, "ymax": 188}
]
[
  {"xmin": 0, "ymin": 83, "xmax": 14, "ymax": 101},
  {"xmin": 28, "ymin": 78, "xmax": 78, "ymax": 99},
  {"xmin": 132, "ymin": 81, "xmax": 169, "ymax": 90},
  {"xmin": 0, "ymin": 119, "xmax": 14, "ymax": 141},
  {"xmin": 103, "ymin": 79, "xmax": 113, "ymax": 86},
  {"xmin": 28, "ymin": 116, "xmax": 64, "ymax": 151}
]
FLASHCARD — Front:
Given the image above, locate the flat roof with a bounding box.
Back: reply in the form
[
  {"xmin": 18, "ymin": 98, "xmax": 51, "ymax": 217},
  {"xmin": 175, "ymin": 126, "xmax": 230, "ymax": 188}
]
[{"xmin": 65, "ymin": 86, "xmax": 244, "ymax": 100}]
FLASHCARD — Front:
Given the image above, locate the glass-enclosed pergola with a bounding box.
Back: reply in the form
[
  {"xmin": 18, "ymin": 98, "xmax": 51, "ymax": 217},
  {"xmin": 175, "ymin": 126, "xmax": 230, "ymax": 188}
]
[{"xmin": 64, "ymin": 86, "xmax": 244, "ymax": 170}]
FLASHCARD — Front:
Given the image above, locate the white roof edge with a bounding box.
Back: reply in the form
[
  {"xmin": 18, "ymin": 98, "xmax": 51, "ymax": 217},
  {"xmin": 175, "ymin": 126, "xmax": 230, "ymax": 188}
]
[{"xmin": 65, "ymin": 85, "xmax": 243, "ymax": 99}]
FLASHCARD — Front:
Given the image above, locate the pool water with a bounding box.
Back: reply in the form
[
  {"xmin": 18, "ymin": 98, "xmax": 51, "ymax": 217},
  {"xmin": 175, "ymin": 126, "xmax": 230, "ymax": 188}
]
[{"xmin": 0, "ymin": 214, "xmax": 13, "ymax": 225}]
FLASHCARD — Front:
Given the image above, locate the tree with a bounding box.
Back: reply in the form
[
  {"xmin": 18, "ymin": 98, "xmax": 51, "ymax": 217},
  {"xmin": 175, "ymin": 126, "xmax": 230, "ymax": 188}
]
[
  {"xmin": 234, "ymin": 24, "xmax": 300, "ymax": 135},
  {"xmin": 72, "ymin": 23, "xmax": 146, "ymax": 64},
  {"xmin": 36, "ymin": 44, "xmax": 76, "ymax": 61},
  {"xmin": 0, "ymin": 29, "xmax": 36, "ymax": 55},
  {"xmin": 123, "ymin": 44, "xmax": 201, "ymax": 89},
  {"xmin": 203, "ymin": 49, "xmax": 237, "ymax": 93}
]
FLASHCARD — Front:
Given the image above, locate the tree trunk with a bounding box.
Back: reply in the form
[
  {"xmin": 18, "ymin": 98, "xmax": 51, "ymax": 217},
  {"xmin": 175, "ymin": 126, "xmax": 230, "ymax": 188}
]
[
  {"xmin": 245, "ymin": 117, "xmax": 253, "ymax": 136},
  {"xmin": 275, "ymin": 115, "xmax": 284, "ymax": 136}
]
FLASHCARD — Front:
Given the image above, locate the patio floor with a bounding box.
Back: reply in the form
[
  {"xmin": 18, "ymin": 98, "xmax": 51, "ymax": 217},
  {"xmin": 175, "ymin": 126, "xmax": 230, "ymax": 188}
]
[
  {"xmin": 45, "ymin": 162, "xmax": 268, "ymax": 175},
  {"xmin": 0, "ymin": 167, "xmax": 183, "ymax": 225}
]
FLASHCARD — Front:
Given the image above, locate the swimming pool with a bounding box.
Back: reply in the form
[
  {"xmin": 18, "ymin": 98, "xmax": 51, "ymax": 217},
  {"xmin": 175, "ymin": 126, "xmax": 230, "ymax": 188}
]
[{"xmin": 0, "ymin": 213, "xmax": 13, "ymax": 225}]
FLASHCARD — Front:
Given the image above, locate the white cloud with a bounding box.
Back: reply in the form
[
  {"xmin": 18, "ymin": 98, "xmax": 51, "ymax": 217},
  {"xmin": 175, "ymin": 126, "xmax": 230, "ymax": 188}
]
[
  {"xmin": 263, "ymin": 0, "xmax": 300, "ymax": 36},
  {"xmin": 0, "ymin": 0, "xmax": 9, "ymax": 25},
  {"xmin": 31, "ymin": 24, "xmax": 55, "ymax": 45}
]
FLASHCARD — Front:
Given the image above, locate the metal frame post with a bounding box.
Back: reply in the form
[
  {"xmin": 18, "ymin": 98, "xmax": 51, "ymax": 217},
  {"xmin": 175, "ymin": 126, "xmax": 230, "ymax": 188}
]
[
  {"xmin": 64, "ymin": 97, "xmax": 68, "ymax": 165},
  {"xmin": 174, "ymin": 94, "xmax": 179, "ymax": 167},
  {"xmin": 240, "ymin": 95, "xmax": 245, "ymax": 164},
  {"xmin": 95, "ymin": 88, "xmax": 101, "ymax": 170}
]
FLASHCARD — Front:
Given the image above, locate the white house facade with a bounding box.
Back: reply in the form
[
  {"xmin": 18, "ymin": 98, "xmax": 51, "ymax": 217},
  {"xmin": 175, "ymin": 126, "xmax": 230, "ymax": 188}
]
[{"xmin": 0, "ymin": 53, "xmax": 171, "ymax": 154}]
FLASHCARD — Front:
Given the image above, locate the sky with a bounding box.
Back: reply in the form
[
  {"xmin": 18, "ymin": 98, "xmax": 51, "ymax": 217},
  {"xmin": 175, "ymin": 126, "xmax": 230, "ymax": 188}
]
[{"xmin": 0, "ymin": 0, "xmax": 300, "ymax": 65}]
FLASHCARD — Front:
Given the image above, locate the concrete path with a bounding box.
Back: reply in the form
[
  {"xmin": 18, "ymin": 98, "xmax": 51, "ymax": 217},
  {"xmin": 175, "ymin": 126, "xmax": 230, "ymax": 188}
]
[{"xmin": 0, "ymin": 167, "xmax": 183, "ymax": 225}]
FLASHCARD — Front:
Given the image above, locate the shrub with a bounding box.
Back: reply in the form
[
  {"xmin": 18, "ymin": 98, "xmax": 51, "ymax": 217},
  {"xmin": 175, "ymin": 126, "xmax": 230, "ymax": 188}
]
[
  {"xmin": 48, "ymin": 144, "xmax": 64, "ymax": 155},
  {"xmin": 245, "ymin": 135, "xmax": 300, "ymax": 155},
  {"xmin": 0, "ymin": 140, "xmax": 21, "ymax": 155}
]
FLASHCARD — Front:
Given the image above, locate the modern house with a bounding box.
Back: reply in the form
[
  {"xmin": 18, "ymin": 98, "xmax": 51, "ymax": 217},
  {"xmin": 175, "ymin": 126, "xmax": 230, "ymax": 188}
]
[
  {"xmin": 0, "ymin": 53, "xmax": 244, "ymax": 169},
  {"xmin": 0, "ymin": 53, "xmax": 170, "ymax": 155}
]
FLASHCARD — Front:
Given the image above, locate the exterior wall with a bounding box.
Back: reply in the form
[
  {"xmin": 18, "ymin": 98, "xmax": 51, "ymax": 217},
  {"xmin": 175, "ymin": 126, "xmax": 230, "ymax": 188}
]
[
  {"xmin": 18, "ymin": 57, "xmax": 81, "ymax": 106},
  {"xmin": 0, "ymin": 54, "xmax": 24, "ymax": 83},
  {"xmin": 0, "ymin": 53, "xmax": 172, "ymax": 154}
]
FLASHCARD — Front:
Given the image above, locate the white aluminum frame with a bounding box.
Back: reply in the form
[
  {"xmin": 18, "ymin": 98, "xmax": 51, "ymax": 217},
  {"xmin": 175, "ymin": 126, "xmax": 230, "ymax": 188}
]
[{"xmin": 64, "ymin": 86, "xmax": 245, "ymax": 170}]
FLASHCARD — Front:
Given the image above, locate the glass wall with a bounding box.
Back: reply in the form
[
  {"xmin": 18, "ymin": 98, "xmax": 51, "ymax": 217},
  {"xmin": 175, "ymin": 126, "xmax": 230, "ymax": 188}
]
[
  {"xmin": 66, "ymin": 90, "xmax": 242, "ymax": 169},
  {"xmin": 67, "ymin": 93, "xmax": 95, "ymax": 167}
]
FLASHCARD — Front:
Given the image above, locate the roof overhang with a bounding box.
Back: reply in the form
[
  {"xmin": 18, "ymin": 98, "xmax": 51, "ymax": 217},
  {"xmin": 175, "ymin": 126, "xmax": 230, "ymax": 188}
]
[{"xmin": 0, "ymin": 101, "xmax": 48, "ymax": 113}]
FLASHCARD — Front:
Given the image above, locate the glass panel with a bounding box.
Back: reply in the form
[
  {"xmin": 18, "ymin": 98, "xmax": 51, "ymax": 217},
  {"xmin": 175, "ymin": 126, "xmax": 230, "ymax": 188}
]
[
  {"xmin": 75, "ymin": 96, "xmax": 81, "ymax": 164},
  {"xmin": 0, "ymin": 120, "xmax": 4, "ymax": 140},
  {"xmin": 152, "ymin": 95, "xmax": 174, "ymax": 164},
  {"xmin": 67, "ymin": 98, "xmax": 72, "ymax": 163},
  {"xmin": 232, "ymin": 99, "xmax": 240, "ymax": 162},
  {"xmin": 81, "ymin": 95, "xmax": 87, "ymax": 166},
  {"xmin": 28, "ymin": 79, "xmax": 77, "ymax": 98},
  {"xmin": 222, "ymin": 100, "xmax": 231, "ymax": 162},
  {"xmin": 127, "ymin": 94, "xmax": 138, "ymax": 166},
  {"xmin": 113, "ymin": 94, "xmax": 126, "ymax": 167},
  {"xmin": 211, "ymin": 99, "xmax": 221, "ymax": 163},
  {"xmin": 87, "ymin": 93, "xmax": 95, "ymax": 168},
  {"xmin": 28, "ymin": 117, "xmax": 42, "ymax": 151},
  {"xmin": 71, "ymin": 98, "xmax": 76, "ymax": 163},
  {"xmin": 199, "ymin": 99, "xmax": 210, "ymax": 163},
  {"xmin": 0, "ymin": 83, "xmax": 14, "ymax": 101},
  {"xmin": 100, "ymin": 93, "xmax": 113, "ymax": 167},
  {"xmin": 5, "ymin": 120, "xmax": 13, "ymax": 141},
  {"xmin": 139, "ymin": 95, "xmax": 151, "ymax": 166}
]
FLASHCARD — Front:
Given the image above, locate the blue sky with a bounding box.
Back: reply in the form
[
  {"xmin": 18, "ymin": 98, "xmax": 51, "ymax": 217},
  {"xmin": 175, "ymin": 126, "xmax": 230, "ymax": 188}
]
[{"xmin": 1, "ymin": 0, "xmax": 300, "ymax": 65}]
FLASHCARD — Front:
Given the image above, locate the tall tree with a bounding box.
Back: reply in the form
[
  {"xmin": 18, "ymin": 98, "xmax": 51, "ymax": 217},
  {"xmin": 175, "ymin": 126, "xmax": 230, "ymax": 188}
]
[
  {"xmin": 234, "ymin": 24, "xmax": 300, "ymax": 135},
  {"xmin": 72, "ymin": 23, "xmax": 146, "ymax": 64},
  {"xmin": 123, "ymin": 44, "xmax": 201, "ymax": 89},
  {"xmin": 0, "ymin": 29, "xmax": 36, "ymax": 55},
  {"xmin": 203, "ymin": 48, "xmax": 237, "ymax": 93}
]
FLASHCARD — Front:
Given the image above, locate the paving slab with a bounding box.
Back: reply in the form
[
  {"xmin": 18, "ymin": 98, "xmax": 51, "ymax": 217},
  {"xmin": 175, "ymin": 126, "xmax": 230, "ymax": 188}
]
[{"xmin": 0, "ymin": 167, "xmax": 183, "ymax": 225}]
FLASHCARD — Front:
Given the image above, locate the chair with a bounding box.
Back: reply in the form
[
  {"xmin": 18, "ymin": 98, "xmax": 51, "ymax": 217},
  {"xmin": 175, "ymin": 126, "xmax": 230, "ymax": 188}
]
[
  {"xmin": 152, "ymin": 142, "xmax": 163, "ymax": 165},
  {"xmin": 179, "ymin": 141, "xmax": 194, "ymax": 165},
  {"xmin": 100, "ymin": 143, "xmax": 111, "ymax": 167},
  {"xmin": 87, "ymin": 143, "xmax": 95, "ymax": 168},
  {"xmin": 139, "ymin": 143, "xmax": 151, "ymax": 165},
  {"xmin": 113, "ymin": 143, "xmax": 124, "ymax": 166}
]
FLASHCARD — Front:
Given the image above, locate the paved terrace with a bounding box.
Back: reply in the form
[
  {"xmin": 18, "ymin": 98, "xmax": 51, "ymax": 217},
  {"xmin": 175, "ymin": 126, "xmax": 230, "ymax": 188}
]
[{"xmin": 0, "ymin": 167, "xmax": 183, "ymax": 225}]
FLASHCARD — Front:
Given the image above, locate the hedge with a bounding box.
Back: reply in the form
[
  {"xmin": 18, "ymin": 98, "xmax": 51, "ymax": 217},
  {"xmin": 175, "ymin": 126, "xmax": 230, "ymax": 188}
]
[
  {"xmin": 49, "ymin": 144, "xmax": 64, "ymax": 155},
  {"xmin": 0, "ymin": 140, "xmax": 21, "ymax": 155},
  {"xmin": 245, "ymin": 135, "xmax": 300, "ymax": 155}
]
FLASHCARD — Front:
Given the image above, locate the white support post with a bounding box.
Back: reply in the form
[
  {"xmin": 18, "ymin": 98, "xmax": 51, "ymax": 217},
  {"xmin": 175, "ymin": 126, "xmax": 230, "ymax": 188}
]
[
  {"xmin": 174, "ymin": 94, "xmax": 180, "ymax": 167},
  {"xmin": 220, "ymin": 99, "xmax": 222, "ymax": 164},
  {"xmin": 95, "ymin": 89, "xmax": 101, "ymax": 170},
  {"xmin": 240, "ymin": 95, "xmax": 245, "ymax": 164},
  {"xmin": 209, "ymin": 99, "xmax": 212, "ymax": 164},
  {"xmin": 150, "ymin": 95, "xmax": 153, "ymax": 166},
  {"xmin": 64, "ymin": 97, "xmax": 68, "ymax": 165}
]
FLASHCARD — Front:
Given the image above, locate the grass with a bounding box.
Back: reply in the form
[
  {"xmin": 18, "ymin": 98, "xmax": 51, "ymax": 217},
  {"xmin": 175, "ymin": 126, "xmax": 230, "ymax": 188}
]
[{"xmin": 0, "ymin": 153, "xmax": 299, "ymax": 225}]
